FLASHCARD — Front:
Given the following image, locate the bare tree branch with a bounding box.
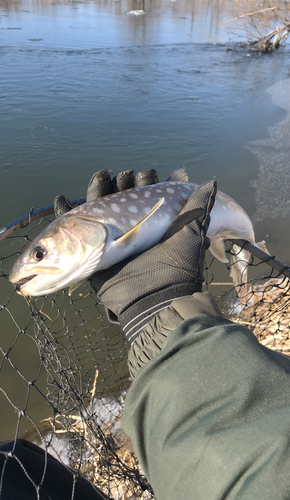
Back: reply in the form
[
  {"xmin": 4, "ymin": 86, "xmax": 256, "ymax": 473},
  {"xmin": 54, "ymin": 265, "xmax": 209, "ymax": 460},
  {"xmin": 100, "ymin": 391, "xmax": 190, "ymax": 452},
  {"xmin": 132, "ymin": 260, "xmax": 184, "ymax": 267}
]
[{"xmin": 225, "ymin": 7, "xmax": 276, "ymax": 24}]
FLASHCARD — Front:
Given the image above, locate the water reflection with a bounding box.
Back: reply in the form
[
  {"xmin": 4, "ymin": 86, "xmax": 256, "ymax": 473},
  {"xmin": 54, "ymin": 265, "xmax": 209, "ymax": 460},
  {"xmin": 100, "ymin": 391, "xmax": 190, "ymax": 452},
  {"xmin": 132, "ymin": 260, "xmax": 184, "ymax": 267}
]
[
  {"xmin": 0, "ymin": 0, "xmax": 232, "ymax": 12},
  {"xmin": 0, "ymin": 0, "xmax": 237, "ymax": 48}
]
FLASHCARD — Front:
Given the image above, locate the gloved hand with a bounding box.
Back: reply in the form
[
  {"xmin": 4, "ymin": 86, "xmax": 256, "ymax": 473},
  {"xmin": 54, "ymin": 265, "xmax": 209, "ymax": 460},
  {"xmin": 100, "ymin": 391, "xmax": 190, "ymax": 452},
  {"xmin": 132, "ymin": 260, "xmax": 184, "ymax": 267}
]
[
  {"xmin": 53, "ymin": 168, "xmax": 159, "ymax": 217},
  {"xmin": 90, "ymin": 180, "xmax": 217, "ymax": 368},
  {"xmin": 54, "ymin": 169, "xmax": 218, "ymax": 377}
]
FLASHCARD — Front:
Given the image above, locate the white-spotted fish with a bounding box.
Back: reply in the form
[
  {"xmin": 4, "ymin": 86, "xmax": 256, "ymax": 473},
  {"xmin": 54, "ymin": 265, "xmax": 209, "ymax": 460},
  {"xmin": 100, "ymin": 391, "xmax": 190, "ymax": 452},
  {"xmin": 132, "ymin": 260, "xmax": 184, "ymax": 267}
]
[{"xmin": 9, "ymin": 168, "xmax": 267, "ymax": 296}]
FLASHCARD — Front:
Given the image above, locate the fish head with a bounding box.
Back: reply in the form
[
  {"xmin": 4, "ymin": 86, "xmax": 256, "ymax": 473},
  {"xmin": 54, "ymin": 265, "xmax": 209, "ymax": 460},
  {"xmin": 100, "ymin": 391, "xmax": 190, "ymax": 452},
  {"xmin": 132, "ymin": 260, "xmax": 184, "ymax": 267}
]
[{"xmin": 9, "ymin": 214, "xmax": 108, "ymax": 296}]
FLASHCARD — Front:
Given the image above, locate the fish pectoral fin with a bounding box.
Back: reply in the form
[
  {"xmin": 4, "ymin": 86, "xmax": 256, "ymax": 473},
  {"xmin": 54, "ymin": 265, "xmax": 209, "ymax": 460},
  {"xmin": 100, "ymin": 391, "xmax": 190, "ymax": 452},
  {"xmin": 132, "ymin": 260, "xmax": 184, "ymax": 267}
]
[
  {"xmin": 166, "ymin": 166, "xmax": 189, "ymax": 183},
  {"xmin": 115, "ymin": 198, "xmax": 165, "ymax": 246},
  {"xmin": 209, "ymin": 238, "xmax": 229, "ymax": 263},
  {"xmin": 68, "ymin": 278, "xmax": 88, "ymax": 296}
]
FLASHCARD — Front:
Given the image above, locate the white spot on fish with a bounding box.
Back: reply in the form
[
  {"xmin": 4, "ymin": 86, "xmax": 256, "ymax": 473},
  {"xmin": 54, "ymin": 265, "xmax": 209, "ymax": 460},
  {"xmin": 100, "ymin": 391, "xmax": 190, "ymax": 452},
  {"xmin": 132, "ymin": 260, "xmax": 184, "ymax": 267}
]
[
  {"xmin": 120, "ymin": 198, "xmax": 127, "ymax": 202},
  {"xmin": 167, "ymin": 187, "xmax": 175, "ymax": 194},
  {"xmin": 145, "ymin": 191, "xmax": 151, "ymax": 198},
  {"xmin": 184, "ymin": 185, "xmax": 192, "ymax": 190},
  {"xmin": 130, "ymin": 193, "xmax": 138, "ymax": 199},
  {"xmin": 175, "ymin": 203, "xmax": 182, "ymax": 211},
  {"xmin": 156, "ymin": 189, "xmax": 162, "ymax": 193},
  {"xmin": 181, "ymin": 192, "xmax": 188, "ymax": 199},
  {"xmin": 130, "ymin": 219, "xmax": 137, "ymax": 225},
  {"xmin": 111, "ymin": 203, "xmax": 120, "ymax": 213},
  {"xmin": 144, "ymin": 207, "xmax": 151, "ymax": 214},
  {"xmin": 129, "ymin": 205, "xmax": 138, "ymax": 213},
  {"xmin": 109, "ymin": 218, "xmax": 117, "ymax": 225}
]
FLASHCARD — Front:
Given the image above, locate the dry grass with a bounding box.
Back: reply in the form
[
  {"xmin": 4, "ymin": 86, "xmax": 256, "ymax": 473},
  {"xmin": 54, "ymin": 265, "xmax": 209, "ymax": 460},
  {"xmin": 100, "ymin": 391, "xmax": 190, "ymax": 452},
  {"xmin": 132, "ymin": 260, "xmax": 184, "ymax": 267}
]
[
  {"xmin": 41, "ymin": 399, "xmax": 152, "ymax": 499},
  {"xmin": 233, "ymin": 277, "xmax": 290, "ymax": 354}
]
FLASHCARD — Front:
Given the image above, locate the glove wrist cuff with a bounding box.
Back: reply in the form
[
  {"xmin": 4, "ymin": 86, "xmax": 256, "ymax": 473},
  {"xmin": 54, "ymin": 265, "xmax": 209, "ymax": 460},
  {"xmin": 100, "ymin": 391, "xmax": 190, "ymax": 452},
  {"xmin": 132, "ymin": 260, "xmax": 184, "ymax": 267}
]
[
  {"xmin": 127, "ymin": 292, "xmax": 223, "ymax": 377},
  {"xmin": 119, "ymin": 282, "xmax": 201, "ymax": 345}
]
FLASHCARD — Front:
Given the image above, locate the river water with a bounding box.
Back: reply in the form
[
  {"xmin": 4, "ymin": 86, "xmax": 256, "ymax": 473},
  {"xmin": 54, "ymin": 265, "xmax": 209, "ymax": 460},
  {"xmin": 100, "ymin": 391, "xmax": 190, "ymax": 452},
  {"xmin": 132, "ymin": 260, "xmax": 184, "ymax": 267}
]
[
  {"xmin": 1, "ymin": 0, "xmax": 290, "ymax": 439},
  {"xmin": 1, "ymin": 0, "xmax": 290, "ymax": 261}
]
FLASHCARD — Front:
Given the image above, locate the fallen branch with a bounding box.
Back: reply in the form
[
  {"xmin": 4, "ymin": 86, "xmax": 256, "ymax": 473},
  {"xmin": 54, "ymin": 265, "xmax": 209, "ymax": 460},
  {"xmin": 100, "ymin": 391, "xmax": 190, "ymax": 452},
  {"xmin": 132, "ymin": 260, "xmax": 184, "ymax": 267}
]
[
  {"xmin": 89, "ymin": 369, "xmax": 99, "ymax": 412},
  {"xmin": 225, "ymin": 0, "xmax": 290, "ymax": 52},
  {"xmin": 226, "ymin": 7, "xmax": 276, "ymax": 24},
  {"xmin": 249, "ymin": 22, "xmax": 290, "ymax": 51}
]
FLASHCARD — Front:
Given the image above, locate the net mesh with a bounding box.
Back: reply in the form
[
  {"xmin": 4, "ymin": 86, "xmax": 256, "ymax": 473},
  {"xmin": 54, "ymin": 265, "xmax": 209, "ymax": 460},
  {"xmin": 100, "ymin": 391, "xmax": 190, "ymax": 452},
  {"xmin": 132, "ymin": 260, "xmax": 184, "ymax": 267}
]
[{"xmin": 0, "ymin": 212, "xmax": 289, "ymax": 499}]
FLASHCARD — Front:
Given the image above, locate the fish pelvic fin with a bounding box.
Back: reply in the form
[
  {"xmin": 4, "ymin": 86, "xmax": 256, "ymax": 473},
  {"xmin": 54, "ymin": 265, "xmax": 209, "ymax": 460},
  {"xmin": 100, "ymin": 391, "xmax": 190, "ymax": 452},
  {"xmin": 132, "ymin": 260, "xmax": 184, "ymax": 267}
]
[
  {"xmin": 166, "ymin": 166, "xmax": 189, "ymax": 183},
  {"xmin": 209, "ymin": 238, "xmax": 229, "ymax": 263},
  {"xmin": 68, "ymin": 278, "xmax": 88, "ymax": 296},
  {"xmin": 116, "ymin": 198, "xmax": 164, "ymax": 246}
]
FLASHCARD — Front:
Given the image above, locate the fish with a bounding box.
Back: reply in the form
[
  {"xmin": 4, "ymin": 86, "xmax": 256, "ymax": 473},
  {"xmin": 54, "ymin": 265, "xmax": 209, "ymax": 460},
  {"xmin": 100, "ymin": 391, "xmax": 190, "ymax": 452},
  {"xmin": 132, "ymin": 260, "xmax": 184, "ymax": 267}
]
[{"xmin": 9, "ymin": 167, "xmax": 268, "ymax": 297}]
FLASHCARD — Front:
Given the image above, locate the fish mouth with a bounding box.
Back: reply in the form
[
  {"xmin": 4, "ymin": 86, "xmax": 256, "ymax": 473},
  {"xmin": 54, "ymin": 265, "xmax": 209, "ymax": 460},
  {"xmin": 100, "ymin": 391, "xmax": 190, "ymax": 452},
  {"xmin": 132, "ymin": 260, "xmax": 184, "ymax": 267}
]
[
  {"xmin": 19, "ymin": 274, "xmax": 45, "ymax": 292},
  {"xmin": 10, "ymin": 266, "xmax": 64, "ymax": 291},
  {"xmin": 12, "ymin": 275, "xmax": 38, "ymax": 286}
]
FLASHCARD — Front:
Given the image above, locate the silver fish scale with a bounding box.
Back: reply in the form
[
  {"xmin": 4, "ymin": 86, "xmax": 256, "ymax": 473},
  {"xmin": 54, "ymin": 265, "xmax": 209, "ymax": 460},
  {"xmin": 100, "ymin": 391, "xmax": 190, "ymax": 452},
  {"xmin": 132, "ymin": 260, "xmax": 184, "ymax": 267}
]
[{"xmin": 71, "ymin": 182, "xmax": 196, "ymax": 232}]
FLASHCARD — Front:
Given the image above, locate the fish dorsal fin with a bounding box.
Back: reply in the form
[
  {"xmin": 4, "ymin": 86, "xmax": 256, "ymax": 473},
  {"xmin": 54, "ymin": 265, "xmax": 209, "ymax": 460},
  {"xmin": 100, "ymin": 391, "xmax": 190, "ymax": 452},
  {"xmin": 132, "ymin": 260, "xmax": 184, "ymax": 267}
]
[
  {"xmin": 209, "ymin": 238, "xmax": 229, "ymax": 263},
  {"xmin": 166, "ymin": 166, "xmax": 189, "ymax": 183},
  {"xmin": 116, "ymin": 198, "xmax": 164, "ymax": 246}
]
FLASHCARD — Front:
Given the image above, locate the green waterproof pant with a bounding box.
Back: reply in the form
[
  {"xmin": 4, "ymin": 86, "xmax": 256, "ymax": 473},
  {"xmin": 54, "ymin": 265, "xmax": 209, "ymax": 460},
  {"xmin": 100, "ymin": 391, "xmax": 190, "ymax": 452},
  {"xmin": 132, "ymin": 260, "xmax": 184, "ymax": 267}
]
[
  {"xmin": 2, "ymin": 295, "xmax": 290, "ymax": 499},
  {"xmin": 123, "ymin": 310, "xmax": 290, "ymax": 500}
]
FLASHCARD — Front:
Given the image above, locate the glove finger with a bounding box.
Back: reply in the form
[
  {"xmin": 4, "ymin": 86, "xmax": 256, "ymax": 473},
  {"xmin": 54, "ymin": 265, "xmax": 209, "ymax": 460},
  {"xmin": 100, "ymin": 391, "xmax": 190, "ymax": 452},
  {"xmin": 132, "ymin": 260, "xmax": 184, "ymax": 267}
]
[
  {"xmin": 54, "ymin": 195, "xmax": 74, "ymax": 218},
  {"xmin": 86, "ymin": 169, "xmax": 112, "ymax": 201},
  {"xmin": 135, "ymin": 169, "xmax": 159, "ymax": 186},
  {"xmin": 112, "ymin": 170, "xmax": 135, "ymax": 192},
  {"xmin": 91, "ymin": 260, "xmax": 129, "ymax": 294}
]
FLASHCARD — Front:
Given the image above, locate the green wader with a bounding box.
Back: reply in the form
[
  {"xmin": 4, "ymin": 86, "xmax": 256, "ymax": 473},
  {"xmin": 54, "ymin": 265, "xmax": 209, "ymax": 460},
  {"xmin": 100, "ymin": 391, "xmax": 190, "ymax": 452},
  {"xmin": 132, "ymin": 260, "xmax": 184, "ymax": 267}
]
[{"xmin": 123, "ymin": 294, "xmax": 290, "ymax": 500}]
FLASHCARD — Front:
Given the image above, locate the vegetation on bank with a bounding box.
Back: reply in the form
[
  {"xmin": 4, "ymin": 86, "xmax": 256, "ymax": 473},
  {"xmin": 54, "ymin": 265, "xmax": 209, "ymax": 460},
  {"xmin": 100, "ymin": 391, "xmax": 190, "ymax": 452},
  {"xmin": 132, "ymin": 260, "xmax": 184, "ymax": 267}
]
[{"xmin": 226, "ymin": 1, "xmax": 290, "ymax": 52}]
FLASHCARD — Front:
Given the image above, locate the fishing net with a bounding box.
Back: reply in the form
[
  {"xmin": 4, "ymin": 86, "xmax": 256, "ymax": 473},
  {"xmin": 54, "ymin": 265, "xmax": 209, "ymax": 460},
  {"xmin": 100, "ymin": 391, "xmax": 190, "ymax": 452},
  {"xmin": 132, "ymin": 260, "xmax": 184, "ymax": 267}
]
[{"xmin": 0, "ymin": 207, "xmax": 290, "ymax": 499}]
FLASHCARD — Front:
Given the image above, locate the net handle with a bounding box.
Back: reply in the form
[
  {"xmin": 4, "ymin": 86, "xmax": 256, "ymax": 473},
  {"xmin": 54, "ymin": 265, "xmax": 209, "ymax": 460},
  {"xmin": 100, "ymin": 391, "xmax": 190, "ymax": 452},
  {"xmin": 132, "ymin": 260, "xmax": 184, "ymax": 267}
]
[{"xmin": 229, "ymin": 239, "xmax": 290, "ymax": 280}]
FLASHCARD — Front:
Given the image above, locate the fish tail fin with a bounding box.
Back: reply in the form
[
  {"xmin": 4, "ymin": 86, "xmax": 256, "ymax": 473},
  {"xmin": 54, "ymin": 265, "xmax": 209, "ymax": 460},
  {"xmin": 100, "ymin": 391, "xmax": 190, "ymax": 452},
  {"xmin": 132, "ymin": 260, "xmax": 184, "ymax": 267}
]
[
  {"xmin": 166, "ymin": 166, "xmax": 189, "ymax": 183},
  {"xmin": 230, "ymin": 244, "xmax": 250, "ymax": 307}
]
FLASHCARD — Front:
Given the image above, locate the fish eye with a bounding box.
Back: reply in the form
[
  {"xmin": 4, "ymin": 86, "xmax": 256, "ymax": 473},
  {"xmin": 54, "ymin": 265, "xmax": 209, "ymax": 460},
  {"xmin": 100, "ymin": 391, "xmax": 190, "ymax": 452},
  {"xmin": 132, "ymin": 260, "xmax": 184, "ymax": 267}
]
[{"xmin": 31, "ymin": 246, "xmax": 46, "ymax": 261}]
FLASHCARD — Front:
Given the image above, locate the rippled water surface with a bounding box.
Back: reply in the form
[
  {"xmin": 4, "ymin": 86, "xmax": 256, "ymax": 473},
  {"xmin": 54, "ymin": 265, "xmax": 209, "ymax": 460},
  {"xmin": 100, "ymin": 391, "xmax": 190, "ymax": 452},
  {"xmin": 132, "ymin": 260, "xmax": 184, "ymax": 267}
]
[{"xmin": 1, "ymin": 0, "xmax": 290, "ymax": 438}]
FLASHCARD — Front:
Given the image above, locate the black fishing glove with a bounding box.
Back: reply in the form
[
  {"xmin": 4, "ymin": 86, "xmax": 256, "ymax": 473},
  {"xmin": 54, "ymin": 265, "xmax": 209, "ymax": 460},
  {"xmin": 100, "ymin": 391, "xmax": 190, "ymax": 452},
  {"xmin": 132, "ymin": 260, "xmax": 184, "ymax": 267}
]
[
  {"xmin": 91, "ymin": 181, "xmax": 218, "ymax": 371},
  {"xmin": 54, "ymin": 169, "xmax": 159, "ymax": 217}
]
